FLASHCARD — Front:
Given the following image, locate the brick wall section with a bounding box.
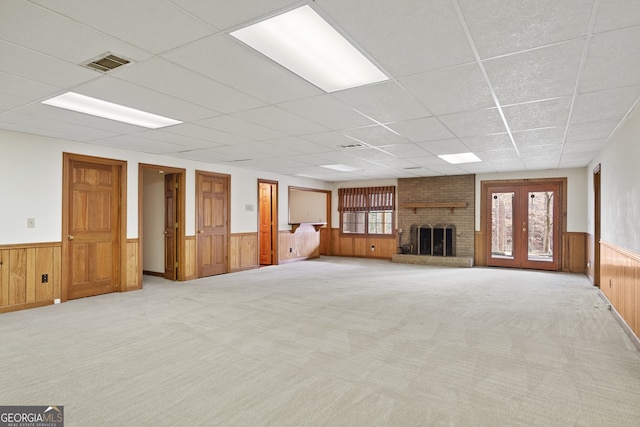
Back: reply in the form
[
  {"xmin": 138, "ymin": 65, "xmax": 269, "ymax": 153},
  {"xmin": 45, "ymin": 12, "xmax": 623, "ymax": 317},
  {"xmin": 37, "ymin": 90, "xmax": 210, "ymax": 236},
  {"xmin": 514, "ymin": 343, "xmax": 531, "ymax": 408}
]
[{"xmin": 398, "ymin": 175, "xmax": 475, "ymax": 258}]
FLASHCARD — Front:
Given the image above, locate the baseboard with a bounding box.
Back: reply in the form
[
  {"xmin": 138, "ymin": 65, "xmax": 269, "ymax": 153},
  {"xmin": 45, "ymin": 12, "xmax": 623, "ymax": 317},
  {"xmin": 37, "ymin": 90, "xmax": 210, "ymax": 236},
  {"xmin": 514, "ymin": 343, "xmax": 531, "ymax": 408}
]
[
  {"xmin": 143, "ymin": 270, "xmax": 164, "ymax": 277},
  {"xmin": 0, "ymin": 300, "xmax": 54, "ymax": 314},
  {"xmin": 598, "ymin": 290, "xmax": 640, "ymax": 353}
]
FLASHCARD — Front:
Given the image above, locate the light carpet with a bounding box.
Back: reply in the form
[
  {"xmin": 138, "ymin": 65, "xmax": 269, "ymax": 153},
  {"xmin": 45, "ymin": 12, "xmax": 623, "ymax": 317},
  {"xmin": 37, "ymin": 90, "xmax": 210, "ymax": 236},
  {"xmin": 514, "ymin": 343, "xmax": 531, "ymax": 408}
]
[{"xmin": 1, "ymin": 257, "xmax": 639, "ymax": 426}]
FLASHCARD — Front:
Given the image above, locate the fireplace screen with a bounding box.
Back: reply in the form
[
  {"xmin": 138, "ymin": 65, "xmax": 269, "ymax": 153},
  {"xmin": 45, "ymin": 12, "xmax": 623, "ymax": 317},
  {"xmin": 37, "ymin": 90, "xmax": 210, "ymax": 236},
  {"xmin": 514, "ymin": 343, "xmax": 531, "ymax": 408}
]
[{"xmin": 412, "ymin": 224, "xmax": 455, "ymax": 256}]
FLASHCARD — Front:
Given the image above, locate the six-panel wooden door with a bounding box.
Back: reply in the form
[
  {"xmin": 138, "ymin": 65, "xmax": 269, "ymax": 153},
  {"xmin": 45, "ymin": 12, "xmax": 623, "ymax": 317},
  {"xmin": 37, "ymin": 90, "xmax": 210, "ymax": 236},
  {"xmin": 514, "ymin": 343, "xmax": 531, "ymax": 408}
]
[{"xmin": 196, "ymin": 172, "xmax": 229, "ymax": 277}]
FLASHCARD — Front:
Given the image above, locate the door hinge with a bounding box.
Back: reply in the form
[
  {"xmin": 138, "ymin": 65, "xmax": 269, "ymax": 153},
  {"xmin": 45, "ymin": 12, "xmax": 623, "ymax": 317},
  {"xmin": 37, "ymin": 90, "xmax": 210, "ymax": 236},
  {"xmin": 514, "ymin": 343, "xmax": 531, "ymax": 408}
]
[
  {"xmin": 175, "ymin": 182, "xmax": 179, "ymax": 189},
  {"xmin": 175, "ymin": 222, "xmax": 179, "ymax": 229},
  {"xmin": 175, "ymin": 261, "xmax": 179, "ymax": 268}
]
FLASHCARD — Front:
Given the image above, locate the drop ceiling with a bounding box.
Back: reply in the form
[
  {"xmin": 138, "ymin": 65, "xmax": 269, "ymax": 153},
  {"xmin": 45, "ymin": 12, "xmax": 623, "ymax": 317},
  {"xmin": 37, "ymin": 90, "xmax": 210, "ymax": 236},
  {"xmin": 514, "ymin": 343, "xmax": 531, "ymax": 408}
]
[{"xmin": 1, "ymin": 0, "xmax": 639, "ymax": 181}]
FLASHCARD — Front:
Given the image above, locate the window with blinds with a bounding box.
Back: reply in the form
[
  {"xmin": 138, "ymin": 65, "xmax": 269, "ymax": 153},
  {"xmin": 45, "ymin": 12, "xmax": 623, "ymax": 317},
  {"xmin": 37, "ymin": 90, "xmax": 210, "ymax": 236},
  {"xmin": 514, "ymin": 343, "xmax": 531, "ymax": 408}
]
[{"xmin": 338, "ymin": 186, "xmax": 395, "ymax": 235}]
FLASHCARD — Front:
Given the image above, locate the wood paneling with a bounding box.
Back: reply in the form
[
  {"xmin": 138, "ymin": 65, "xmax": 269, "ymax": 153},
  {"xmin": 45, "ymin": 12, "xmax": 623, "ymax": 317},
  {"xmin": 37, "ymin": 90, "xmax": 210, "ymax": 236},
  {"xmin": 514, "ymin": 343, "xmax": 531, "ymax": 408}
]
[
  {"xmin": 587, "ymin": 233, "xmax": 595, "ymax": 283},
  {"xmin": 279, "ymin": 225, "xmax": 320, "ymax": 263},
  {"xmin": 183, "ymin": 236, "xmax": 197, "ymax": 280},
  {"xmin": 330, "ymin": 229, "xmax": 397, "ymax": 259},
  {"xmin": 125, "ymin": 239, "xmax": 140, "ymax": 291},
  {"xmin": 230, "ymin": 233, "xmax": 258, "ymax": 272},
  {"xmin": 0, "ymin": 243, "xmax": 61, "ymax": 313},
  {"xmin": 562, "ymin": 232, "xmax": 587, "ymax": 273},
  {"xmin": 600, "ymin": 241, "xmax": 640, "ymax": 340},
  {"xmin": 475, "ymin": 231, "xmax": 486, "ymax": 266}
]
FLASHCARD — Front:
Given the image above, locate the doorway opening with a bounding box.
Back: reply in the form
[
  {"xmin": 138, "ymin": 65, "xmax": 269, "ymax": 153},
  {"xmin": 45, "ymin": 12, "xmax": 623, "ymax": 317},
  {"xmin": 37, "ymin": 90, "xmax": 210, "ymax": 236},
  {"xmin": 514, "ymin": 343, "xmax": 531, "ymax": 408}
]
[
  {"xmin": 258, "ymin": 180, "xmax": 278, "ymax": 266},
  {"xmin": 482, "ymin": 179, "xmax": 565, "ymax": 271},
  {"xmin": 139, "ymin": 164, "xmax": 186, "ymax": 282},
  {"xmin": 593, "ymin": 164, "xmax": 601, "ymax": 286}
]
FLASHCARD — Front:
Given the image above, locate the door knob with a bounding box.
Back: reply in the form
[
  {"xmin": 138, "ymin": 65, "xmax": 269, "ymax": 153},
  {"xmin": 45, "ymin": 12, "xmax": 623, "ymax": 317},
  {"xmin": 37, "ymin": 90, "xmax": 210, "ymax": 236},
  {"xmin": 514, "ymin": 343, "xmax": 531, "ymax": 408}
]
[
  {"xmin": 163, "ymin": 231, "xmax": 168, "ymax": 235},
  {"xmin": 522, "ymin": 227, "xmax": 526, "ymax": 232},
  {"xmin": 198, "ymin": 229, "xmax": 204, "ymax": 234},
  {"xmin": 67, "ymin": 235, "xmax": 74, "ymax": 240}
]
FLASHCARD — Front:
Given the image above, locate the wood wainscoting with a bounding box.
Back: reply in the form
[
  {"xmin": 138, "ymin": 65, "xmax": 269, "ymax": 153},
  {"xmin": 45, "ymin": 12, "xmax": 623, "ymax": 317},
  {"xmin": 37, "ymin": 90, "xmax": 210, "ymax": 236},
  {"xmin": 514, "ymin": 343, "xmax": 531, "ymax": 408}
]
[
  {"xmin": 600, "ymin": 241, "xmax": 640, "ymax": 341},
  {"xmin": 587, "ymin": 234, "xmax": 595, "ymax": 282},
  {"xmin": 0, "ymin": 242, "xmax": 61, "ymax": 314},
  {"xmin": 279, "ymin": 225, "xmax": 321, "ymax": 263},
  {"xmin": 562, "ymin": 232, "xmax": 587, "ymax": 274},
  {"xmin": 125, "ymin": 239, "xmax": 141, "ymax": 291},
  {"xmin": 330, "ymin": 229, "xmax": 397, "ymax": 259},
  {"xmin": 230, "ymin": 233, "xmax": 259, "ymax": 272},
  {"xmin": 184, "ymin": 236, "xmax": 197, "ymax": 280}
]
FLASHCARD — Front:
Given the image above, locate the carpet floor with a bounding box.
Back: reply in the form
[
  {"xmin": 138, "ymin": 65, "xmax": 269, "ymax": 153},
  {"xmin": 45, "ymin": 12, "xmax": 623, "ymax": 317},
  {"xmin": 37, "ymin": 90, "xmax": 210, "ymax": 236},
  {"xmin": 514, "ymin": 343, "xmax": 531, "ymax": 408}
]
[{"xmin": 1, "ymin": 257, "xmax": 639, "ymax": 426}]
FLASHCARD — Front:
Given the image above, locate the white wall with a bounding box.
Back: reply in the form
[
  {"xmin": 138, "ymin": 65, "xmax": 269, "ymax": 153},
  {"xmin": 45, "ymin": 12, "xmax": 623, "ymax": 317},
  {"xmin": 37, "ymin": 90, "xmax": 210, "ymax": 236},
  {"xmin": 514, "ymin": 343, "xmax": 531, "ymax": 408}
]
[
  {"xmin": 587, "ymin": 102, "xmax": 640, "ymax": 253},
  {"xmin": 475, "ymin": 168, "xmax": 588, "ymax": 232},
  {"xmin": 0, "ymin": 130, "xmax": 329, "ymax": 245}
]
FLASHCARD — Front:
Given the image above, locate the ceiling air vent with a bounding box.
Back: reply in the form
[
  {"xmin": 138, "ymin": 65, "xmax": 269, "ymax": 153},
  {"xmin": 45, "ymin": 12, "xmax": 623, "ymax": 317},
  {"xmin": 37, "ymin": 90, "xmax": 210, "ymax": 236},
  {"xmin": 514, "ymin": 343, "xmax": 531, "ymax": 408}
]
[
  {"xmin": 339, "ymin": 143, "xmax": 364, "ymax": 149},
  {"xmin": 82, "ymin": 53, "xmax": 130, "ymax": 73}
]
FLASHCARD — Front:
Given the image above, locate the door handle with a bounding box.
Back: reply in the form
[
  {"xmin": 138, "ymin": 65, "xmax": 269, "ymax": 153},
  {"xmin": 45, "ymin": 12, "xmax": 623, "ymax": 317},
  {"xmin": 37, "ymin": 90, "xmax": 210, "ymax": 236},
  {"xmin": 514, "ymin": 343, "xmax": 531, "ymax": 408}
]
[
  {"xmin": 163, "ymin": 231, "xmax": 168, "ymax": 235},
  {"xmin": 522, "ymin": 227, "xmax": 526, "ymax": 232},
  {"xmin": 198, "ymin": 229, "xmax": 204, "ymax": 234},
  {"xmin": 68, "ymin": 235, "xmax": 74, "ymax": 240}
]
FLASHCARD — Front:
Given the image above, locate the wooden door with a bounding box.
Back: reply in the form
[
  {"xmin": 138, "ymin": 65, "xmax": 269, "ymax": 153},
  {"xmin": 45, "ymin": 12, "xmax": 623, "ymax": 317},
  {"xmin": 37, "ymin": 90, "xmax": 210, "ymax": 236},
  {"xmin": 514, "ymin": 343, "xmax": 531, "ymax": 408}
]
[
  {"xmin": 259, "ymin": 181, "xmax": 277, "ymax": 265},
  {"xmin": 487, "ymin": 183, "xmax": 560, "ymax": 271},
  {"xmin": 65, "ymin": 157, "xmax": 122, "ymax": 299},
  {"xmin": 164, "ymin": 173, "xmax": 178, "ymax": 280},
  {"xmin": 196, "ymin": 172, "xmax": 228, "ymax": 277},
  {"xmin": 593, "ymin": 165, "xmax": 601, "ymax": 286}
]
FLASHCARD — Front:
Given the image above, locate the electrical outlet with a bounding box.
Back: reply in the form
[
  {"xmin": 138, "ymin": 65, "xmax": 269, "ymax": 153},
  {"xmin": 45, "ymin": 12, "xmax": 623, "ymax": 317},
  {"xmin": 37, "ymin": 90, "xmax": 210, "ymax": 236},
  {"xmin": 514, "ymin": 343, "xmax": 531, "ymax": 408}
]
[
  {"xmin": 41, "ymin": 274, "xmax": 48, "ymax": 283},
  {"xmin": 371, "ymin": 245, "xmax": 375, "ymax": 251}
]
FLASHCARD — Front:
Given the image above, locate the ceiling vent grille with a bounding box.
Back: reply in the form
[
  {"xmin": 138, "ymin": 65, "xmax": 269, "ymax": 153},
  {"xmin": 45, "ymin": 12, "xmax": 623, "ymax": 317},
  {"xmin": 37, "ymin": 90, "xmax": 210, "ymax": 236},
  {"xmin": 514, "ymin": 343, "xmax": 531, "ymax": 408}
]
[
  {"xmin": 339, "ymin": 143, "xmax": 364, "ymax": 149},
  {"xmin": 82, "ymin": 53, "xmax": 130, "ymax": 72}
]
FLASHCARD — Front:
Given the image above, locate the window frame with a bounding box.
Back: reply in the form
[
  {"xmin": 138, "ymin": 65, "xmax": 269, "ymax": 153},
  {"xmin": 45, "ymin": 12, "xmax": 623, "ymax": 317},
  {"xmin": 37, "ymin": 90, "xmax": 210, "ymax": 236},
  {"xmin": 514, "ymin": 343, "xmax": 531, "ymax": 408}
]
[{"xmin": 338, "ymin": 186, "xmax": 396, "ymax": 237}]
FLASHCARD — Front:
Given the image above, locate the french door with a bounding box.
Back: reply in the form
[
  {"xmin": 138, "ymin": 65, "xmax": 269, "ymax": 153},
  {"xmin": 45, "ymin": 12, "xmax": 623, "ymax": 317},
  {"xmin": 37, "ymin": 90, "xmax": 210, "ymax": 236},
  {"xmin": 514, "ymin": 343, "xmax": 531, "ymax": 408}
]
[{"xmin": 487, "ymin": 183, "xmax": 560, "ymax": 271}]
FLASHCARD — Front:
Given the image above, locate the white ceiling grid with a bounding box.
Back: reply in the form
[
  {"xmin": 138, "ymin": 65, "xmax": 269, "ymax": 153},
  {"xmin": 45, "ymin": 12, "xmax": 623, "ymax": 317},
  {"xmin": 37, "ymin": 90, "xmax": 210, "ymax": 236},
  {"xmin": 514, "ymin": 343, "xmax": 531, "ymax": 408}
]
[{"xmin": 0, "ymin": 0, "xmax": 639, "ymax": 181}]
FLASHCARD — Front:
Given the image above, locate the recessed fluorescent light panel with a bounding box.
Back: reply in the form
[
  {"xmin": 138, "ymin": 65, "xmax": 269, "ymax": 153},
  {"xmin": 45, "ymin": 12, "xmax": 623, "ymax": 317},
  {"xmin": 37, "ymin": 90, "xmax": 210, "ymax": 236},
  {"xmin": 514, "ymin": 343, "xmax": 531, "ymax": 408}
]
[
  {"xmin": 319, "ymin": 164, "xmax": 361, "ymax": 172},
  {"xmin": 229, "ymin": 5, "xmax": 388, "ymax": 92},
  {"xmin": 438, "ymin": 152, "xmax": 482, "ymax": 164},
  {"xmin": 41, "ymin": 92, "xmax": 182, "ymax": 129}
]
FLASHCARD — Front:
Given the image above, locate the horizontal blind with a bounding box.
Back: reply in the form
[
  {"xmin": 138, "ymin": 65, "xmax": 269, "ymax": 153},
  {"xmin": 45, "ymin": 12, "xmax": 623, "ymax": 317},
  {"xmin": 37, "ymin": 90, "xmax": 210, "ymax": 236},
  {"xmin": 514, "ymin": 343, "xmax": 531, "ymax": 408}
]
[{"xmin": 338, "ymin": 186, "xmax": 395, "ymax": 212}]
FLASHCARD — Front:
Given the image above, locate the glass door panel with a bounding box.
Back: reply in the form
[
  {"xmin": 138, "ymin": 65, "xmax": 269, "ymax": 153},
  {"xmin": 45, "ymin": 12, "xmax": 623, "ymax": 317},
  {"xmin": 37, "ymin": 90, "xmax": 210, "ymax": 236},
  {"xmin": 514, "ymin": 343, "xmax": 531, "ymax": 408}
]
[
  {"xmin": 491, "ymin": 192, "xmax": 515, "ymax": 260},
  {"xmin": 527, "ymin": 191, "xmax": 554, "ymax": 263}
]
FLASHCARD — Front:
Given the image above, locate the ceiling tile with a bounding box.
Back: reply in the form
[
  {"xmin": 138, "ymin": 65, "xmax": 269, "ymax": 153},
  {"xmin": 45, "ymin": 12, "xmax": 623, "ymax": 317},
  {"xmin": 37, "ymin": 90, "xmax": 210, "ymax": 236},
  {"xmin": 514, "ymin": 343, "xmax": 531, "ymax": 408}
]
[
  {"xmin": 233, "ymin": 106, "xmax": 328, "ymax": 136},
  {"xmin": 30, "ymin": 0, "xmax": 214, "ymax": 54},
  {"xmin": 484, "ymin": 39, "xmax": 584, "ymax": 105},
  {"xmin": 476, "ymin": 148, "xmax": 520, "ymax": 161},
  {"xmin": 387, "ymin": 117, "xmax": 454, "ymax": 143},
  {"xmin": 400, "ymin": 63, "xmax": 494, "ymax": 115},
  {"xmin": 563, "ymin": 138, "xmax": 605, "ymax": 153},
  {"xmin": 502, "ymin": 97, "xmax": 572, "ymax": 131},
  {"xmin": 580, "ymin": 26, "xmax": 640, "ymax": 92},
  {"xmin": 162, "ymin": 123, "xmax": 253, "ymax": 145},
  {"xmin": 334, "ymin": 81, "xmax": 431, "ymax": 123},
  {"xmin": 566, "ymin": 119, "xmax": 620, "ymax": 142},
  {"xmin": 114, "ymin": 58, "xmax": 264, "ymax": 114},
  {"xmin": 377, "ymin": 143, "xmax": 431, "ymax": 159},
  {"xmin": 594, "ymin": 0, "xmax": 640, "ymax": 33},
  {"xmin": 73, "ymin": 77, "xmax": 219, "ymax": 122},
  {"xmin": 136, "ymin": 129, "xmax": 223, "ymax": 150},
  {"xmin": 572, "ymin": 86, "xmax": 640, "ymax": 124},
  {"xmin": 416, "ymin": 138, "xmax": 469, "ymax": 156},
  {"xmin": 341, "ymin": 125, "xmax": 410, "ymax": 147},
  {"xmin": 0, "ymin": 71, "xmax": 62, "ymax": 101},
  {"xmin": 560, "ymin": 150, "xmax": 598, "ymax": 167},
  {"xmin": 459, "ymin": 0, "xmax": 594, "ymax": 58},
  {"xmin": 0, "ymin": 0, "xmax": 149, "ymax": 63},
  {"xmin": 0, "ymin": 93, "xmax": 30, "ymax": 112},
  {"xmin": 319, "ymin": 0, "xmax": 475, "ymax": 76},
  {"xmin": 0, "ymin": 41, "xmax": 97, "ymax": 88},
  {"xmin": 171, "ymin": 0, "xmax": 298, "ymax": 30},
  {"xmin": 0, "ymin": 110, "xmax": 118, "ymax": 141},
  {"xmin": 278, "ymin": 95, "xmax": 374, "ymax": 131},
  {"xmin": 460, "ymin": 134, "xmax": 514, "ymax": 152},
  {"xmin": 265, "ymin": 137, "xmax": 332, "ymax": 155},
  {"xmin": 163, "ymin": 34, "xmax": 322, "ymax": 104},
  {"xmin": 512, "ymin": 127, "xmax": 566, "ymax": 148},
  {"xmin": 195, "ymin": 115, "xmax": 286, "ymax": 141},
  {"xmin": 88, "ymin": 134, "xmax": 188, "ymax": 154},
  {"xmin": 438, "ymin": 108, "xmax": 507, "ymax": 137}
]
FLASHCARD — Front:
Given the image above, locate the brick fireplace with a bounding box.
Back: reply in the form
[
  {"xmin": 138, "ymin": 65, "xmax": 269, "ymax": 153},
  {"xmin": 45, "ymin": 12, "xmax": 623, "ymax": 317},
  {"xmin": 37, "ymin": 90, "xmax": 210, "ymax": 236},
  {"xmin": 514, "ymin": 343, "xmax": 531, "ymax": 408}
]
[{"xmin": 393, "ymin": 175, "xmax": 475, "ymax": 267}]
